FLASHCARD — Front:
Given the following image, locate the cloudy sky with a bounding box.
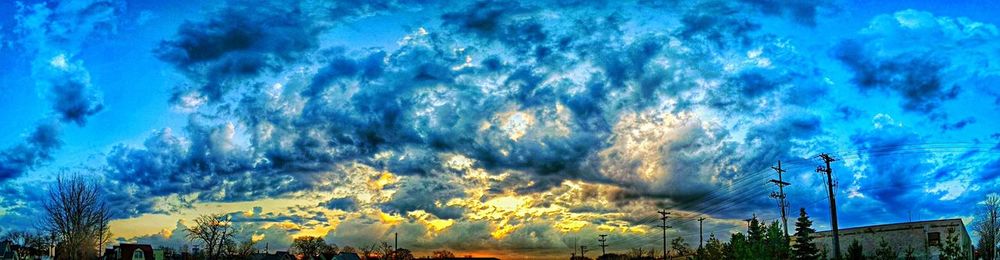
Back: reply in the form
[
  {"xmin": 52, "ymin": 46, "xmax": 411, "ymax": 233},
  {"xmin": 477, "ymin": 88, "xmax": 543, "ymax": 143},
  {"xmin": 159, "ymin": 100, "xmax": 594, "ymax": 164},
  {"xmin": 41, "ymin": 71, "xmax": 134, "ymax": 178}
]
[{"xmin": 1, "ymin": 0, "xmax": 999, "ymax": 258}]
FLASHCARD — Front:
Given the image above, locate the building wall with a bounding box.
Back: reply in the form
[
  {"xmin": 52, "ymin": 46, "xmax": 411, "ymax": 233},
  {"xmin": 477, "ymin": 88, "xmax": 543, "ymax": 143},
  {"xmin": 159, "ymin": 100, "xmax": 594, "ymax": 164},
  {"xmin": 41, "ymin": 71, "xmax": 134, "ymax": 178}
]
[{"xmin": 811, "ymin": 219, "xmax": 973, "ymax": 260}]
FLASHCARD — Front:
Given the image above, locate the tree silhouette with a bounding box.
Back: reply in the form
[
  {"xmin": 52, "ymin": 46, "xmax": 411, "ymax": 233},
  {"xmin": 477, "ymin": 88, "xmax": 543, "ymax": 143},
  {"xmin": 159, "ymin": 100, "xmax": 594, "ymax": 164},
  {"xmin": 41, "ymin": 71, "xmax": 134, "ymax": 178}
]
[
  {"xmin": 872, "ymin": 238, "xmax": 897, "ymax": 260},
  {"xmin": 792, "ymin": 208, "xmax": 820, "ymax": 260},
  {"xmin": 845, "ymin": 239, "xmax": 863, "ymax": 260},
  {"xmin": 725, "ymin": 232, "xmax": 753, "ymax": 259},
  {"xmin": 185, "ymin": 213, "xmax": 234, "ymax": 260},
  {"xmin": 764, "ymin": 221, "xmax": 790, "ymax": 259},
  {"xmin": 941, "ymin": 228, "xmax": 965, "ymax": 260},
  {"xmin": 42, "ymin": 175, "xmax": 112, "ymax": 259},
  {"xmin": 432, "ymin": 250, "xmax": 455, "ymax": 258},
  {"xmin": 292, "ymin": 236, "xmax": 327, "ymax": 258},
  {"xmin": 974, "ymin": 193, "xmax": 1000, "ymax": 260},
  {"xmin": 701, "ymin": 234, "xmax": 725, "ymax": 259},
  {"xmin": 671, "ymin": 236, "xmax": 693, "ymax": 258}
]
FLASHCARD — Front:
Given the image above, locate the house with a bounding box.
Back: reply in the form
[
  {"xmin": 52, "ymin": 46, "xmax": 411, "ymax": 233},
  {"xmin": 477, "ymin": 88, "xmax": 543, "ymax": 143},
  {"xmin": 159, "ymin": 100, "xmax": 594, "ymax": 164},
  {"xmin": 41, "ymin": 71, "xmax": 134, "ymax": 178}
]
[
  {"xmin": 330, "ymin": 252, "xmax": 360, "ymax": 260},
  {"xmin": 103, "ymin": 244, "xmax": 156, "ymax": 260},
  {"xmin": 249, "ymin": 251, "xmax": 296, "ymax": 260},
  {"xmin": 0, "ymin": 240, "xmax": 48, "ymax": 260},
  {"xmin": 811, "ymin": 218, "xmax": 973, "ymax": 259},
  {"xmin": 0, "ymin": 241, "xmax": 18, "ymax": 260}
]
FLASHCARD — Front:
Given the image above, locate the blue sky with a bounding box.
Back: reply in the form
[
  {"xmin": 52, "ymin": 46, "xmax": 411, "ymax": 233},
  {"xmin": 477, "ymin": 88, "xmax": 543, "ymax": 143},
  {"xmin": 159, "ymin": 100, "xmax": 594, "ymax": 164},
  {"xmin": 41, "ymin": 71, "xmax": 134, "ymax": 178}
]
[{"xmin": 1, "ymin": 0, "xmax": 999, "ymax": 258}]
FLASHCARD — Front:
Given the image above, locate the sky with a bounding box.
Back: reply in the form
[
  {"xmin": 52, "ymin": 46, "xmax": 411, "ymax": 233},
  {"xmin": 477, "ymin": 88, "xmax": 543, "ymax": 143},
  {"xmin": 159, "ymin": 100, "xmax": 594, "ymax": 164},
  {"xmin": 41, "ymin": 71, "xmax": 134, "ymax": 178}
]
[{"xmin": 1, "ymin": 0, "xmax": 999, "ymax": 258}]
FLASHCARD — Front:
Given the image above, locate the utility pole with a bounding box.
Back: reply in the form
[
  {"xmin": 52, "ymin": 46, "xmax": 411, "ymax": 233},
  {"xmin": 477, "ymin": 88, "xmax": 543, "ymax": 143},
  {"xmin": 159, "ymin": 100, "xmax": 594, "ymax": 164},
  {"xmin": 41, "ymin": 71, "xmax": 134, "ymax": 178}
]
[
  {"xmin": 770, "ymin": 160, "xmax": 791, "ymax": 238},
  {"xmin": 698, "ymin": 217, "xmax": 706, "ymax": 249},
  {"xmin": 580, "ymin": 246, "xmax": 589, "ymax": 259},
  {"xmin": 574, "ymin": 240, "xmax": 578, "ymax": 259},
  {"xmin": 817, "ymin": 153, "xmax": 841, "ymax": 260},
  {"xmin": 394, "ymin": 232, "xmax": 398, "ymax": 253},
  {"xmin": 658, "ymin": 210, "xmax": 671, "ymax": 260},
  {"xmin": 598, "ymin": 234, "xmax": 608, "ymax": 257}
]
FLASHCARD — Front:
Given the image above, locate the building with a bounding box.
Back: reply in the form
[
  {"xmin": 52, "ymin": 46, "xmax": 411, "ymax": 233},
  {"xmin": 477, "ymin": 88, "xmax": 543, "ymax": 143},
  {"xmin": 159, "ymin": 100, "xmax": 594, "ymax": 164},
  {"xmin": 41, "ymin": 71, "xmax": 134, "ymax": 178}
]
[
  {"xmin": 330, "ymin": 252, "xmax": 360, "ymax": 260},
  {"xmin": 248, "ymin": 251, "xmax": 295, "ymax": 260},
  {"xmin": 102, "ymin": 244, "xmax": 155, "ymax": 260},
  {"xmin": 0, "ymin": 240, "xmax": 49, "ymax": 260},
  {"xmin": 812, "ymin": 219, "xmax": 973, "ymax": 259}
]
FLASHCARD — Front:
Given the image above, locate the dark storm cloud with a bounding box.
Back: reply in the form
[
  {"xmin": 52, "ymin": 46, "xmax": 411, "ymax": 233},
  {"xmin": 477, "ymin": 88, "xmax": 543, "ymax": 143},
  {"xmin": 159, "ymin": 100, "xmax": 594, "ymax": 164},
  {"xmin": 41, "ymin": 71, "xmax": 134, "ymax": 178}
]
[
  {"xmin": 832, "ymin": 40, "xmax": 959, "ymax": 113},
  {"xmin": 0, "ymin": 122, "xmax": 61, "ymax": 181},
  {"xmin": 381, "ymin": 176, "xmax": 466, "ymax": 219},
  {"xmin": 35, "ymin": 57, "xmax": 105, "ymax": 126},
  {"xmin": 0, "ymin": 0, "xmax": 121, "ymax": 181},
  {"xmin": 102, "ymin": 117, "xmax": 306, "ymax": 217},
  {"xmin": 708, "ymin": 69, "xmax": 790, "ymax": 111},
  {"xmin": 676, "ymin": 1, "xmax": 761, "ymax": 50},
  {"xmin": 321, "ymin": 197, "xmax": 358, "ymax": 211},
  {"xmin": 105, "ymin": 0, "xmax": 835, "ymax": 220},
  {"xmin": 305, "ymin": 49, "xmax": 386, "ymax": 96},
  {"xmin": 739, "ymin": 0, "xmax": 829, "ymax": 26},
  {"xmin": 849, "ymin": 125, "xmax": 930, "ymax": 209},
  {"xmin": 940, "ymin": 117, "xmax": 976, "ymax": 131},
  {"xmin": 154, "ymin": 0, "xmax": 326, "ymax": 103},
  {"xmin": 14, "ymin": 0, "xmax": 120, "ymax": 125}
]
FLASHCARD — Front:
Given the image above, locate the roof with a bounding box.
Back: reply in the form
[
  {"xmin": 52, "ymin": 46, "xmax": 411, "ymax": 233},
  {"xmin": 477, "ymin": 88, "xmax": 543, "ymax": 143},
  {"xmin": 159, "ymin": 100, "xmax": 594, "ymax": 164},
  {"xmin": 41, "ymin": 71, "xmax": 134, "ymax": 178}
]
[
  {"xmin": 814, "ymin": 218, "xmax": 967, "ymax": 235},
  {"xmin": 332, "ymin": 252, "xmax": 361, "ymax": 260},
  {"xmin": 816, "ymin": 218, "xmax": 965, "ymax": 233}
]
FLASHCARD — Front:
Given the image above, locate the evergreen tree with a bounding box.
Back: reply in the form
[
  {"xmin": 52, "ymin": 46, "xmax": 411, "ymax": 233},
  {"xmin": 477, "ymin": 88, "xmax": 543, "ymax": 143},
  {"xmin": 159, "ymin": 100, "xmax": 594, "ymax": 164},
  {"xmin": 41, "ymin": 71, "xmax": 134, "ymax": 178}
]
[
  {"xmin": 703, "ymin": 234, "xmax": 725, "ymax": 260},
  {"xmin": 745, "ymin": 215, "xmax": 767, "ymax": 258},
  {"xmin": 845, "ymin": 239, "xmax": 864, "ymax": 260},
  {"xmin": 722, "ymin": 240, "xmax": 736, "ymax": 260},
  {"xmin": 872, "ymin": 238, "xmax": 897, "ymax": 260},
  {"xmin": 941, "ymin": 228, "xmax": 965, "ymax": 260},
  {"xmin": 903, "ymin": 245, "xmax": 916, "ymax": 260},
  {"xmin": 765, "ymin": 221, "xmax": 791, "ymax": 259},
  {"xmin": 748, "ymin": 217, "xmax": 766, "ymax": 243},
  {"xmin": 728, "ymin": 232, "xmax": 754, "ymax": 259},
  {"xmin": 792, "ymin": 208, "xmax": 820, "ymax": 260}
]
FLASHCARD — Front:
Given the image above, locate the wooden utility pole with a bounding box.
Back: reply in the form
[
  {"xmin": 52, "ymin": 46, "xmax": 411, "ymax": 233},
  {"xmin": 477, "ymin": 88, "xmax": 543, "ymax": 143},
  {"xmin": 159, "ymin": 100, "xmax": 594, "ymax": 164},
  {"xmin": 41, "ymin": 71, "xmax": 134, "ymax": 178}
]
[
  {"xmin": 817, "ymin": 153, "xmax": 841, "ymax": 260},
  {"xmin": 658, "ymin": 210, "xmax": 671, "ymax": 259},
  {"xmin": 698, "ymin": 217, "xmax": 706, "ymax": 249},
  {"xmin": 580, "ymin": 246, "xmax": 589, "ymax": 259},
  {"xmin": 598, "ymin": 234, "xmax": 608, "ymax": 257},
  {"xmin": 770, "ymin": 160, "xmax": 791, "ymax": 238}
]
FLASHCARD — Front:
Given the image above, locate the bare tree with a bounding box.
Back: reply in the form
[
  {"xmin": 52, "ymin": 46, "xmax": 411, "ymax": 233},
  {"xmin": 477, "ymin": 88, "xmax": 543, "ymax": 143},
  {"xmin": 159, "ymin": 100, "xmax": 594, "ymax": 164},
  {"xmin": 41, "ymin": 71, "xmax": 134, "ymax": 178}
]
[
  {"xmin": 378, "ymin": 241, "xmax": 394, "ymax": 259},
  {"xmin": 974, "ymin": 193, "xmax": 1000, "ymax": 260},
  {"xmin": 291, "ymin": 236, "xmax": 326, "ymax": 258},
  {"xmin": 41, "ymin": 175, "xmax": 113, "ymax": 259},
  {"xmin": 185, "ymin": 213, "xmax": 235, "ymax": 260},
  {"xmin": 321, "ymin": 243, "xmax": 339, "ymax": 255},
  {"xmin": 361, "ymin": 243, "xmax": 379, "ymax": 260},
  {"xmin": 224, "ymin": 238, "xmax": 257, "ymax": 259},
  {"xmin": 431, "ymin": 250, "xmax": 455, "ymax": 259}
]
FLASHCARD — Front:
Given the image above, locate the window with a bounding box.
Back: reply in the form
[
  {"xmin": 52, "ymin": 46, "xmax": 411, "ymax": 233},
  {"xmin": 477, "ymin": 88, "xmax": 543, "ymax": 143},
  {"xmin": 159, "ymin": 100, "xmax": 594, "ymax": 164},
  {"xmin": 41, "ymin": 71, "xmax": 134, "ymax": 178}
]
[
  {"xmin": 133, "ymin": 249, "xmax": 145, "ymax": 260},
  {"xmin": 928, "ymin": 232, "xmax": 941, "ymax": 246}
]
